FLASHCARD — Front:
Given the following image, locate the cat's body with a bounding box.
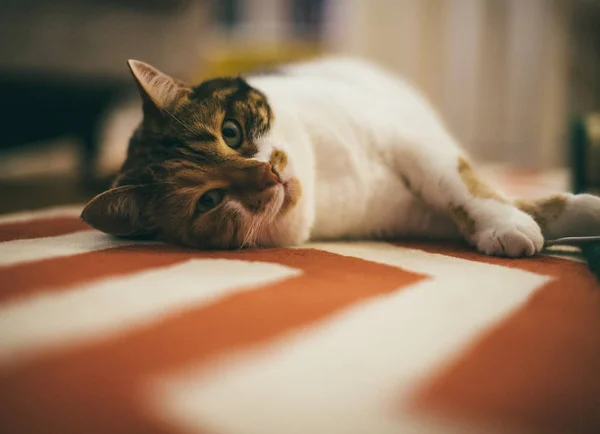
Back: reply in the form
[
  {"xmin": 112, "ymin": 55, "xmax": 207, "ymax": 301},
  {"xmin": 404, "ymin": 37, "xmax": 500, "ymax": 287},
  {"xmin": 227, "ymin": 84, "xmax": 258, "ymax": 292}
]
[
  {"xmin": 82, "ymin": 57, "xmax": 600, "ymax": 256},
  {"xmin": 247, "ymin": 58, "xmax": 459, "ymax": 243}
]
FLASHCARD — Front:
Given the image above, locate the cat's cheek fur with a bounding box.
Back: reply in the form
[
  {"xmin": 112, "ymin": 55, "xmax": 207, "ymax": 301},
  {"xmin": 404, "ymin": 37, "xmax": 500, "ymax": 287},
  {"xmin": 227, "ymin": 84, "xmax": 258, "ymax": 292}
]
[{"xmin": 251, "ymin": 137, "xmax": 273, "ymax": 164}]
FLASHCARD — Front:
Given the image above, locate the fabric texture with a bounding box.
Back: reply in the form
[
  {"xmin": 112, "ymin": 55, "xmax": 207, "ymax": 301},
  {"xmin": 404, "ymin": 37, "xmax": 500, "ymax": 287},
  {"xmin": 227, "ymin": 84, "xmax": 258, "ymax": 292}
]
[{"xmin": 0, "ymin": 196, "xmax": 598, "ymax": 434}]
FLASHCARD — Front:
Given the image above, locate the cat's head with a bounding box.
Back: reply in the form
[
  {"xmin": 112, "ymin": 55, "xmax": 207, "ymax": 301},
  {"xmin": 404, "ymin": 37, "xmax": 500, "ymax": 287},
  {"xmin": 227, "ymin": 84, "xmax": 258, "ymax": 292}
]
[{"xmin": 81, "ymin": 60, "xmax": 302, "ymax": 249}]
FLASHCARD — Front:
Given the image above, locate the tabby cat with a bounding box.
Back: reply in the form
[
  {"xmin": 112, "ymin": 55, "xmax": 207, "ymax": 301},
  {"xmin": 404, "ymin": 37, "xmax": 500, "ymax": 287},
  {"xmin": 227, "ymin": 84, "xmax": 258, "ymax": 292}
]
[{"xmin": 82, "ymin": 57, "xmax": 600, "ymax": 256}]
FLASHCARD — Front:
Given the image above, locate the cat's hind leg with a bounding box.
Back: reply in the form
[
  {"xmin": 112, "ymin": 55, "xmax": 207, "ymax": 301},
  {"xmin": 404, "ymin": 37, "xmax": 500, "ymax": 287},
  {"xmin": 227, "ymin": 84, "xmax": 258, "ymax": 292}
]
[{"xmin": 516, "ymin": 193, "xmax": 600, "ymax": 241}]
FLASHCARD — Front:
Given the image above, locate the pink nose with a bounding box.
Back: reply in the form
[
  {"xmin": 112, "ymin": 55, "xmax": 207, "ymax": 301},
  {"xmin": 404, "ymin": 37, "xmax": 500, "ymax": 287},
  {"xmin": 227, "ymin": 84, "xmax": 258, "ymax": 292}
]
[{"xmin": 258, "ymin": 164, "xmax": 281, "ymax": 190}]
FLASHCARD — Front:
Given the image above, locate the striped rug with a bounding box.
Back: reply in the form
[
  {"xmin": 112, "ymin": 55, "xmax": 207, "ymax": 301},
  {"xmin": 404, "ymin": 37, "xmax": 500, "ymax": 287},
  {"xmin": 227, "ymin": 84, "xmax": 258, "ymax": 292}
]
[{"xmin": 0, "ymin": 204, "xmax": 598, "ymax": 434}]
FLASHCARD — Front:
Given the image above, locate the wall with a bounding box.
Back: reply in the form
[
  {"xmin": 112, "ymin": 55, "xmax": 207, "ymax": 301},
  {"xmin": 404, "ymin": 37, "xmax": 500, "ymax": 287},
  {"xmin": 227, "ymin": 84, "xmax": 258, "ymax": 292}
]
[{"xmin": 324, "ymin": 0, "xmax": 576, "ymax": 168}]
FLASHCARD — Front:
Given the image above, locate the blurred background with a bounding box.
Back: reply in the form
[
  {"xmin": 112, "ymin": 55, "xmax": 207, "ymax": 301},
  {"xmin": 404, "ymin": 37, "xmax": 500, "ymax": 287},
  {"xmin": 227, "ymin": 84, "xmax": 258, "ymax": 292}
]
[{"xmin": 1, "ymin": 0, "xmax": 599, "ymax": 214}]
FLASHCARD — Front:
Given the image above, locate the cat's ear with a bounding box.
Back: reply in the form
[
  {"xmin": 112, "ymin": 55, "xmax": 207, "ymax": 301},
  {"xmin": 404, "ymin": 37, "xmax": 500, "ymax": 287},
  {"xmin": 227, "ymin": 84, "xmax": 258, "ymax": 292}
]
[
  {"xmin": 81, "ymin": 185, "xmax": 156, "ymax": 237},
  {"xmin": 127, "ymin": 59, "xmax": 188, "ymax": 111}
]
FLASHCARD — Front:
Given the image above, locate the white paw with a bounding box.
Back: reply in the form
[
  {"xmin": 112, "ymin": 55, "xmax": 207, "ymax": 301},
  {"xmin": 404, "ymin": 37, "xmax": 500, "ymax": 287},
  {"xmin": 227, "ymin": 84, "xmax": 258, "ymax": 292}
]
[{"xmin": 472, "ymin": 210, "xmax": 544, "ymax": 257}]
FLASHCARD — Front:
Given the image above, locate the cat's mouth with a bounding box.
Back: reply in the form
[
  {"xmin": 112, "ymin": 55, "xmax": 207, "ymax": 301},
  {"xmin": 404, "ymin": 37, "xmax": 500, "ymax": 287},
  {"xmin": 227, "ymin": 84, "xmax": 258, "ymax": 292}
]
[
  {"xmin": 270, "ymin": 164, "xmax": 282, "ymax": 182},
  {"xmin": 259, "ymin": 182, "xmax": 290, "ymax": 217},
  {"xmin": 270, "ymin": 165, "xmax": 291, "ymax": 197},
  {"xmin": 270, "ymin": 162, "xmax": 294, "ymax": 189},
  {"xmin": 260, "ymin": 162, "xmax": 299, "ymax": 216}
]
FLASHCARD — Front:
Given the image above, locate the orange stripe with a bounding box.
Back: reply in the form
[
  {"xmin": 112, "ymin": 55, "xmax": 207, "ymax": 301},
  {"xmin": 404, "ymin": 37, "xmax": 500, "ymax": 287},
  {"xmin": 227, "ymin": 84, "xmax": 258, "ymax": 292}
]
[
  {"xmin": 0, "ymin": 248, "xmax": 425, "ymax": 434},
  {"xmin": 0, "ymin": 217, "xmax": 88, "ymax": 243},
  {"xmin": 406, "ymin": 241, "xmax": 600, "ymax": 434}
]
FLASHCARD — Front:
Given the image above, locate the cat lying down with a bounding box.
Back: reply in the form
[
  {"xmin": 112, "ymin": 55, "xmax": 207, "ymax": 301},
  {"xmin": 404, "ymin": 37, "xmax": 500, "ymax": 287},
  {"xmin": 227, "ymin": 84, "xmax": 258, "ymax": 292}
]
[{"xmin": 82, "ymin": 57, "xmax": 600, "ymax": 257}]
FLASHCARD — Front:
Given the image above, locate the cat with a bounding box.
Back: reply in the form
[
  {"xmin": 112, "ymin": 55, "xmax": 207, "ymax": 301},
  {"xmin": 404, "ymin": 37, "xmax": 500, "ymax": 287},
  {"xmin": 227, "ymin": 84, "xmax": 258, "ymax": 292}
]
[{"xmin": 81, "ymin": 57, "xmax": 600, "ymax": 256}]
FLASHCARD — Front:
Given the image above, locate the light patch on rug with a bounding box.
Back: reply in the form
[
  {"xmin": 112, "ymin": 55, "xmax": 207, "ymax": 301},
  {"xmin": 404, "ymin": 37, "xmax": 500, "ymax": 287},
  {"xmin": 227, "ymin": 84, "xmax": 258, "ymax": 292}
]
[
  {"xmin": 155, "ymin": 243, "xmax": 550, "ymax": 434},
  {"xmin": 0, "ymin": 230, "xmax": 152, "ymax": 267},
  {"xmin": 0, "ymin": 259, "xmax": 301, "ymax": 364},
  {"xmin": 0, "ymin": 204, "xmax": 84, "ymax": 224}
]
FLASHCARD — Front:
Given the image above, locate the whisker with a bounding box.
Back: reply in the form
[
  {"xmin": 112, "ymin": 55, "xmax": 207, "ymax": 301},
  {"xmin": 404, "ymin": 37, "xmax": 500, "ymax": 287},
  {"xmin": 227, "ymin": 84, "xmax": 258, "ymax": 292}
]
[
  {"xmin": 154, "ymin": 189, "xmax": 181, "ymax": 205},
  {"xmin": 161, "ymin": 106, "xmax": 200, "ymax": 137},
  {"xmin": 116, "ymin": 181, "xmax": 177, "ymax": 190}
]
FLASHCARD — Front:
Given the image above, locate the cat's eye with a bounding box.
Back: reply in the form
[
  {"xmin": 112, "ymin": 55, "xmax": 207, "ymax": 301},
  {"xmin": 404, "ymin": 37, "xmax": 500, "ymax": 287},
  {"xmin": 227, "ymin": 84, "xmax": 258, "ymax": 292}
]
[
  {"xmin": 221, "ymin": 120, "xmax": 243, "ymax": 149},
  {"xmin": 196, "ymin": 189, "xmax": 224, "ymax": 213}
]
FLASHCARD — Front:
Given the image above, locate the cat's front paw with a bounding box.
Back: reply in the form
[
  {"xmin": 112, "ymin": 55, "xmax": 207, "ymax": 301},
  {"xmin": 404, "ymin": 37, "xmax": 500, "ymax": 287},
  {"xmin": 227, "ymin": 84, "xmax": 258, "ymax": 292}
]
[{"xmin": 472, "ymin": 210, "xmax": 544, "ymax": 257}]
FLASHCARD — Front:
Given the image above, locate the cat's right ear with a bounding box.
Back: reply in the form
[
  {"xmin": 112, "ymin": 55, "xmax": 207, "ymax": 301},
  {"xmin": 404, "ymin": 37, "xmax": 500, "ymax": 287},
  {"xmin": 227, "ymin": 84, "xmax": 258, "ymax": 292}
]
[
  {"xmin": 127, "ymin": 59, "xmax": 188, "ymax": 113},
  {"xmin": 81, "ymin": 185, "xmax": 156, "ymax": 237}
]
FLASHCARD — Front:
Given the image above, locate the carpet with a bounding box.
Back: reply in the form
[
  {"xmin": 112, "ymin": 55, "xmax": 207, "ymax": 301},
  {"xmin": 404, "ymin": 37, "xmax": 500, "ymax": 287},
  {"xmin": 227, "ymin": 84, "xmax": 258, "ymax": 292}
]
[{"xmin": 0, "ymin": 204, "xmax": 598, "ymax": 434}]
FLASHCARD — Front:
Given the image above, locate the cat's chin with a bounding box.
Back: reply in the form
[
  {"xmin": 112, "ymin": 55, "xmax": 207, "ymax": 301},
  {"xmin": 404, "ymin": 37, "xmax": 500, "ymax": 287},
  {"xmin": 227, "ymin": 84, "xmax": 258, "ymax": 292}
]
[{"xmin": 239, "ymin": 179, "xmax": 305, "ymax": 249}]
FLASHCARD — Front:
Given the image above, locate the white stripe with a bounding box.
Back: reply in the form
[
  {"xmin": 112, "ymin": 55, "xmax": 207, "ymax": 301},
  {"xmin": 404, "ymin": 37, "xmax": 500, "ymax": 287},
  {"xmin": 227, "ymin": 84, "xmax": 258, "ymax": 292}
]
[
  {"xmin": 157, "ymin": 242, "xmax": 550, "ymax": 434},
  {"xmin": 0, "ymin": 230, "xmax": 151, "ymax": 267},
  {"xmin": 0, "ymin": 204, "xmax": 83, "ymax": 224},
  {"xmin": 0, "ymin": 259, "xmax": 301, "ymax": 364}
]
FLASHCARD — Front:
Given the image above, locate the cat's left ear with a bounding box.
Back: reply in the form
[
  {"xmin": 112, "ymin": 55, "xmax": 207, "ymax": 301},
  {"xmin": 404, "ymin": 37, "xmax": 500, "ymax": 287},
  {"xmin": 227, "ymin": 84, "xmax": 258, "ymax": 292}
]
[
  {"xmin": 81, "ymin": 184, "xmax": 156, "ymax": 237},
  {"xmin": 127, "ymin": 59, "xmax": 188, "ymax": 111}
]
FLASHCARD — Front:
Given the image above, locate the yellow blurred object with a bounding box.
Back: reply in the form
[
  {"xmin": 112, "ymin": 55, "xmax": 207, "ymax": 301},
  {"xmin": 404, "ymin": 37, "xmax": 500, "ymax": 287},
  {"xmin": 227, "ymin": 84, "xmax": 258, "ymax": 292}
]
[{"xmin": 194, "ymin": 42, "xmax": 323, "ymax": 83}]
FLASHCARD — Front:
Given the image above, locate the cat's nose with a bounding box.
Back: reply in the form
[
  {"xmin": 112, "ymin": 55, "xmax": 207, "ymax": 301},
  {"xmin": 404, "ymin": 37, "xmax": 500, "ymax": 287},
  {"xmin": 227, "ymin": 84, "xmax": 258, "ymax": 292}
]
[{"xmin": 258, "ymin": 163, "xmax": 281, "ymax": 190}]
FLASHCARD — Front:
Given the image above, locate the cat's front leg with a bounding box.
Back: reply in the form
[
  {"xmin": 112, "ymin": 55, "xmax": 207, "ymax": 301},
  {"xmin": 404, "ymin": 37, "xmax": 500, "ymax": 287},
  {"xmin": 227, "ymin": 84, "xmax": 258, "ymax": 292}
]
[{"xmin": 397, "ymin": 146, "xmax": 543, "ymax": 257}]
